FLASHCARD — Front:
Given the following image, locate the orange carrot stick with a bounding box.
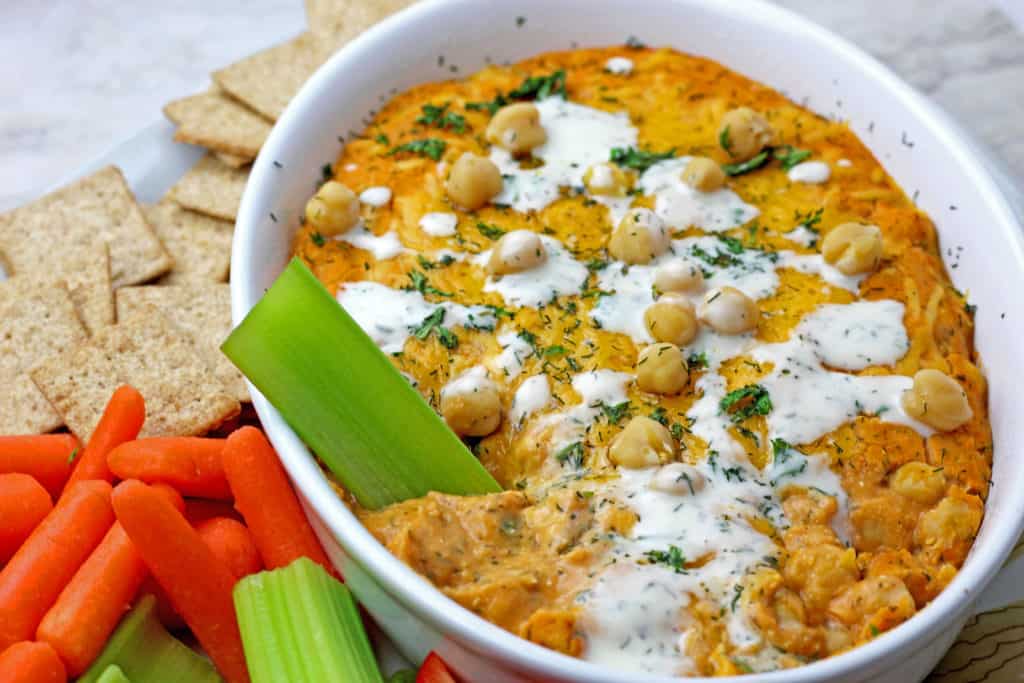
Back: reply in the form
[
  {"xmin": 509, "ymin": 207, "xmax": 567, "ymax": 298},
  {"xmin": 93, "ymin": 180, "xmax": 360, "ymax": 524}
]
[
  {"xmin": 66, "ymin": 386, "xmax": 145, "ymax": 488},
  {"xmin": 184, "ymin": 499, "xmax": 243, "ymax": 527},
  {"xmin": 0, "ymin": 474, "xmax": 53, "ymax": 564},
  {"xmin": 112, "ymin": 480, "xmax": 249, "ymax": 683},
  {"xmin": 35, "ymin": 484, "xmax": 184, "ymax": 676},
  {"xmin": 0, "ymin": 641, "xmax": 66, "ymax": 683},
  {"xmin": 107, "ymin": 438, "xmax": 230, "ymax": 500},
  {"xmin": 0, "ymin": 481, "xmax": 114, "ymax": 653},
  {"xmin": 0, "ymin": 435, "xmax": 78, "ymax": 498},
  {"xmin": 196, "ymin": 517, "xmax": 263, "ymax": 581},
  {"xmin": 222, "ymin": 427, "xmax": 334, "ymax": 574}
]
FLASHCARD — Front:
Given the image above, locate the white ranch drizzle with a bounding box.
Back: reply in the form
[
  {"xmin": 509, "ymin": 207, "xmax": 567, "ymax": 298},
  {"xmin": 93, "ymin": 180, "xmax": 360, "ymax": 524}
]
[
  {"xmin": 836, "ymin": 158, "xmax": 853, "ymax": 168},
  {"xmin": 476, "ymin": 235, "xmax": 588, "ymax": 308},
  {"xmin": 441, "ymin": 365, "xmax": 493, "ymax": 401},
  {"xmin": 335, "ymin": 281, "xmax": 495, "ymax": 354},
  {"xmin": 783, "ymin": 224, "xmax": 819, "ymax": 248},
  {"xmin": 787, "ymin": 160, "xmax": 831, "ymax": 184},
  {"xmin": 418, "ymin": 211, "xmax": 458, "ymax": 237},
  {"xmin": 490, "ymin": 97, "xmax": 637, "ymax": 213},
  {"xmin": 540, "ymin": 370, "xmax": 633, "ymax": 455},
  {"xmin": 334, "ymin": 223, "xmax": 406, "ymax": 260},
  {"xmin": 359, "ymin": 186, "xmax": 392, "ymax": 207},
  {"xmin": 511, "ymin": 374, "xmax": 552, "ymax": 427},
  {"xmin": 639, "ymin": 157, "xmax": 760, "ymax": 233},
  {"xmin": 489, "ymin": 330, "xmax": 533, "ymax": 380},
  {"xmin": 604, "ymin": 56, "xmax": 634, "ymax": 75}
]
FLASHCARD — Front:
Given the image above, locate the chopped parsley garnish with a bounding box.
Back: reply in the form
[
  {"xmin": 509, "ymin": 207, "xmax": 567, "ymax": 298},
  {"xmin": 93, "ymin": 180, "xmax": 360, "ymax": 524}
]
[
  {"xmin": 507, "ymin": 69, "xmax": 567, "ymax": 101},
  {"xmin": 486, "ymin": 304, "xmax": 514, "ymax": 319},
  {"xmin": 320, "ymin": 163, "xmax": 334, "ymax": 184},
  {"xmin": 416, "ymin": 102, "xmax": 467, "ymax": 133},
  {"xmin": 690, "ymin": 244, "xmax": 741, "ymax": 268},
  {"xmin": 795, "ymin": 207, "xmax": 824, "ymax": 230},
  {"xmin": 771, "ymin": 438, "xmax": 792, "ymax": 460},
  {"xmin": 466, "ymin": 95, "xmax": 509, "ymax": 116},
  {"xmin": 600, "ymin": 401, "xmax": 632, "ymax": 425},
  {"xmin": 720, "ymin": 384, "xmax": 772, "ymax": 423},
  {"xmin": 436, "ymin": 326, "xmax": 458, "ymax": 349},
  {"xmin": 670, "ymin": 422, "xmax": 686, "ymax": 441},
  {"xmin": 643, "ymin": 545, "xmax": 686, "ymax": 573},
  {"xmin": 374, "ymin": 133, "xmax": 389, "ymax": 145},
  {"xmin": 310, "ymin": 231, "xmax": 326, "ymax": 247},
  {"xmin": 716, "ymin": 234, "xmax": 745, "ymax": 254},
  {"xmin": 417, "ymin": 254, "xmax": 437, "ymax": 270},
  {"xmin": 774, "ymin": 145, "xmax": 812, "ymax": 170},
  {"xmin": 544, "ymin": 344, "xmax": 568, "ymax": 357},
  {"xmin": 609, "ymin": 146, "xmax": 675, "ymax": 173},
  {"xmin": 687, "ymin": 351, "xmax": 709, "ymax": 369},
  {"xmin": 649, "ymin": 406, "xmax": 669, "ymax": 426},
  {"xmin": 718, "ymin": 125, "xmax": 732, "ymax": 154},
  {"xmin": 731, "ymin": 585, "xmax": 744, "ymax": 611},
  {"xmin": 554, "ymin": 441, "xmax": 584, "ymax": 468},
  {"xmin": 722, "ymin": 150, "xmax": 770, "ymax": 176},
  {"xmin": 67, "ymin": 447, "xmax": 79, "ymax": 465},
  {"xmin": 411, "ymin": 308, "xmax": 458, "ymax": 349},
  {"xmin": 405, "ymin": 270, "xmax": 452, "ymax": 297},
  {"xmin": 476, "ymin": 221, "xmax": 506, "ymax": 240},
  {"xmin": 586, "ymin": 258, "xmax": 609, "ymax": 272},
  {"xmin": 387, "ymin": 138, "xmax": 447, "ymax": 161},
  {"xmin": 625, "ymin": 35, "xmax": 646, "ymax": 50}
]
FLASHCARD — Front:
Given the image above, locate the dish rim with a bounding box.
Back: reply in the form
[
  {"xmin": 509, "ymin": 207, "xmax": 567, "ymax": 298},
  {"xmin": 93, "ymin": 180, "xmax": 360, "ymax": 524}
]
[{"xmin": 232, "ymin": 0, "xmax": 1024, "ymax": 680}]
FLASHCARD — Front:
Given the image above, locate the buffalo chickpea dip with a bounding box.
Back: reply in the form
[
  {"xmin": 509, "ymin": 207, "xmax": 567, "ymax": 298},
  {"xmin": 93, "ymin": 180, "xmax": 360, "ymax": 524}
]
[{"xmin": 293, "ymin": 45, "xmax": 990, "ymax": 676}]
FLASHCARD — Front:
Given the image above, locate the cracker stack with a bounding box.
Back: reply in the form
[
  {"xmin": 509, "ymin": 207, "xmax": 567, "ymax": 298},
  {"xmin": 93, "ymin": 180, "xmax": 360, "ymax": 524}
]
[{"xmin": 0, "ymin": 0, "xmax": 417, "ymax": 439}]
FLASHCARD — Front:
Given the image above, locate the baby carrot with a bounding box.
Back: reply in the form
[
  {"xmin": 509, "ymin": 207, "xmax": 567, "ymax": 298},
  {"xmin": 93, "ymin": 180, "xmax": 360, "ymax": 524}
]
[
  {"xmin": 0, "ymin": 473, "xmax": 53, "ymax": 564},
  {"xmin": 0, "ymin": 481, "xmax": 114, "ymax": 653},
  {"xmin": 0, "ymin": 641, "xmax": 67, "ymax": 683},
  {"xmin": 36, "ymin": 484, "xmax": 184, "ymax": 676},
  {"xmin": 0, "ymin": 434, "xmax": 78, "ymax": 498},
  {"xmin": 67, "ymin": 386, "xmax": 146, "ymax": 488},
  {"xmin": 222, "ymin": 427, "xmax": 334, "ymax": 574},
  {"xmin": 107, "ymin": 438, "xmax": 230, "ymax": 500},
  {"xmin": 185, "ymin": 499, "xmax": 243, "ymax": 526},
  {"xmin": 196, "ymin": 517, "xmax": 263, "ymax": 581},
  {"xmin": 113, "ymin": 480, "xmax": 250, "ymax": 683}
]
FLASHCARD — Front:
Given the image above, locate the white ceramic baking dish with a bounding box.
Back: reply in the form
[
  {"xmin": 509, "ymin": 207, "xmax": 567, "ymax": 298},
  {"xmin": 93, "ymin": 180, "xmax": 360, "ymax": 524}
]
[{"xmin": 230, "ymin": 0, "xmax": 1024, "ymax": 680}]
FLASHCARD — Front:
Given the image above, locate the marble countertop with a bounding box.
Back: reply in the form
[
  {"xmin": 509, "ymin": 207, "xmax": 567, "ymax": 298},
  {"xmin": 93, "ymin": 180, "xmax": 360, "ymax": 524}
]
[{"xmin": 1, "ymin": 0, "xmax": 1021, "ymax": 211}]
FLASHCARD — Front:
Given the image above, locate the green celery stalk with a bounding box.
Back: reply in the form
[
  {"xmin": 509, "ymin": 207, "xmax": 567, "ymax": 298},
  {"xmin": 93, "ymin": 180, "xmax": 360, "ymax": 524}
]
[
  {"xmin": 79, "ymin": 595, "xmax": 222, "ymax": 683},
  {"xmin": 96, "ymin": 665, "xmax": 130, "ymax": 683},
  {"xmin": 234, "ymin": 557, "xmax": 384, "ymax": 683},
  {"xmin": 221, "ymin": 258, "xmax": 500, "ymax": 509}
]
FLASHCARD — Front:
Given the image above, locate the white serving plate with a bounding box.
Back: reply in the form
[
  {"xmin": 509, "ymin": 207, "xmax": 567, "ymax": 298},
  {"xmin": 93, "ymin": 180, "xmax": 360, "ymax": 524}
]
[{"xmin": 220, "ymin": 0, "xmax": 1024, "ymax": 681}]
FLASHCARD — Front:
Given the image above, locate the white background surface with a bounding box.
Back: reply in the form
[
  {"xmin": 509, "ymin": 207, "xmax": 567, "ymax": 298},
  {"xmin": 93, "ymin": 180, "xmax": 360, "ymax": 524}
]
[{"xmin": 1, "ymin": 0, "xmax": 1023, "ymax": 212}]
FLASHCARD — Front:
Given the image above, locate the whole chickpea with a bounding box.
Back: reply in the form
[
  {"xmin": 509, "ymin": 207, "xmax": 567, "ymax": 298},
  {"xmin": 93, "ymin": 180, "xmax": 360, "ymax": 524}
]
[
  {"xmin": 486, "ymin": 103, "xmax": 547, "ymax": 156},
  {"xmin": 654, "ymin": 259, "xmax": 704, "ymax": 294},
  {"xmin": 637, "ymin": 342, "xmax": 689, "ymax": 395},
  {"xmin": 719, "ymin": 107, "xmax": 774, "ymax": 161},
  {"xmin": 890, "ymin": 461, "xmax": 947, "ymax": 505},
  {"xmin": 487, "ymin": 230, "xmax": 547, "ymax": 275},
  {"xmin": 820, "ymin": 223, "xmax": 884, "ymax": 276},
  {"xmin": 441, "ymin": 372, "xmax": 503, "ymax": 437},
  {"xmin": 644, "ymin": 296, "xmax": 700, "ymax": 346},
  {"xmin": 304, "ymin": 180, "xmax": 360, "ymax": 236},
  {"xmin": 681, "ymin": 157, "xmax": 726, "ymax": 192},
  {"xmin": 608, "ymin": 416, "xmax": 676, "ymax": 469},
  {"xmin": 583, "ymin": 162, "xmax": 632, "ymax": 197},
  {"xmin": 608, "ymin": 208, "xmax": 670, "ymax": 264},
  {"xmin": 901, "ymin": 369, "xmax": 973, "ymax": 431},
  {"xmin": 698, "ymin": 286, "xmax": 760, "ymax": 334},
  {"xmin": 446, "ymin": 152, "xmax": 503, "ymax": 210}
]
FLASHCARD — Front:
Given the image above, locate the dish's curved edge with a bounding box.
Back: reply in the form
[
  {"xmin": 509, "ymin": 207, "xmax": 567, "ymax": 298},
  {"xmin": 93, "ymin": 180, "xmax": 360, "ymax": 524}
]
[{"xmin": 231, "ymin": 0, "xmax": 1024, "ymax": 681}]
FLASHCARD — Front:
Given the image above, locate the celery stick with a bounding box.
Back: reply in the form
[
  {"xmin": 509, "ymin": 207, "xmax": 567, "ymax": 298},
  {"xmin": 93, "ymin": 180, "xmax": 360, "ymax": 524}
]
[
  {"xmin": 97, "ymin": 665, "xmax": 130, "ymax": 683},
  {"xmin": 79, "ymin": 595, "xmax": 222, "ymax": 683},
  {"xmin": 222, "ymin": 258, "xmax": 500, "ymax": 509},
  {"xmin": 387, "ymin": 670, "xmax": 417, "ymax": 683},
  {"xmin": 234, "ymin": 557, "xmax": 384, "ymax": 683}
]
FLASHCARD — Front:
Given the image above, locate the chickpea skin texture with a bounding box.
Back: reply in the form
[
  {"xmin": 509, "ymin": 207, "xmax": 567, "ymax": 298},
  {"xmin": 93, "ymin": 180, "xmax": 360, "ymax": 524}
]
[
  {"xmin": 698, "ymin": 286, "xmax": 760, "ymax": 334},
  {"xmin": 654, "ymin": 259, "xmax": 704, "ymax": 294},
  {"xmin": 681, "ymin": 156, "xmax": 726, "ymax": 192},
  {"xmin": 637, "ymin": 343, "xmax": 689, "ymax": 395},
  {"xmin": 486, "ymin": 102, "xmax": 547, "ymax": 156},
  {"xmin": 644, "ymin": 296, "xmax": 700, "ymax": 346},
  {"xmin": 901, "ymin": 368, "xmax": 973, "ymax": 432},
  {"xmin": 583, "ymin": 162, "xmax": 632, "ymax": 196},
  {"xmin": 304, "ymin": 180, "xmax": 359, "ymax": 236},
  {"xmin": 891, "ymin": 462, "xmax": 947, "ymax": 505},
  {"xmin": 440, "ymin": 376, "xmax": 503, "ymax": 437},
  {"xmin": 487, "ymin": 230, "xmax": 547, "ymax": 275},
  {"xmin": 820, "ymin": 222, "xmax": 884, "ymax": 275},
  {"xmin": 609, "ymin": 208, "xmax": 670, "ymax": 265},
  {"xmin": 719, "ymin": 107, "xmax": 774, "ymax": 161},
  {"xmin": 446, "ymin": 152, "xmax": 503, "ymax": 210},
  {"xmin": 608, "ymin": 416, "xmax": 676, "ymax": 469}
]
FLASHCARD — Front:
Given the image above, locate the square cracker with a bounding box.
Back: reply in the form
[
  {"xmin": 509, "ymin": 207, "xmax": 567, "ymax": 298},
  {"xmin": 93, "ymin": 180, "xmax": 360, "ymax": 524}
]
[
  {"xmin": 115, "ymin": 284, "xmax": 248, "ymax": 402},
  {"xmin": 0, "ymin": 276, "xmax": 88, "ymax": 433},
  {"xmin": 215, "ymin": 151, "xmax": 252, "ymax": 169},
  {"xmin": 145, "ymin": 199, "xmax": 233, "ymax": 284},
  {"xmin": 62, "ymin": 243, "xmax": 115, "ymax": 335},
  {"xmin": 213, "ymin": 32, "xmax": 332, "ymax": 122},
  {"xmin": 164, "ymin": 90, "xmax": 272, "ymax": 159},
  {"xmin": 167, "ymin": 154, "xmax": 249, "ymax": 222},
  {"xmin": 305, "ymin": 0, "xmax": 417, "ymax": 41},
  {"xmin": 0, "ymin": 166, "xmax": 173, "ymax": 288},
  {"xmin": 31, "ymin": 305, "xmax": 240, "ymax": 441}
]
